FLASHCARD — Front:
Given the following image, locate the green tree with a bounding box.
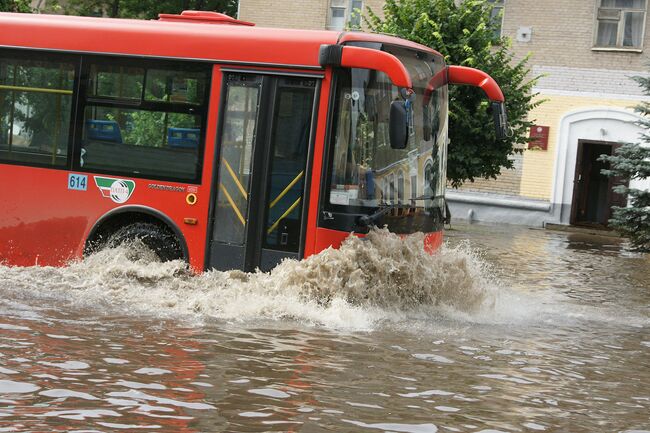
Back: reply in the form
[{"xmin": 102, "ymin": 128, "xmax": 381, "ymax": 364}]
[
  {"xmin": 365, "ymin": 0, "xmax": 541, "ymax": 187},
  {"xmin": 54, "ymin": 0, "xmax": 237, "ymax": 18},
  {"xmin": 0, "ymin": 0, "xmax": 31, "ymax": 12},
  {"xmin": 600, "ymin": 76, "xmax": 650, "ymax": 252}
]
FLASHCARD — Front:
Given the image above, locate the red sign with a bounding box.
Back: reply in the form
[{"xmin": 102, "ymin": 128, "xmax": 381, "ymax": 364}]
[{"xmin": 529, "ymin": 125, "xmax": 550, "ymax": 151}]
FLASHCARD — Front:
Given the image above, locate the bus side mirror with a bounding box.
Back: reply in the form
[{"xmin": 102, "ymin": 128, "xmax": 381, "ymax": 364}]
[
  {"xmin": 492, "ymin": 102, "xmax": 508, "ymax": 140},
  {"xmin": 447, "ymin": 65, "xmax": 510, "ymax": 140},
  {"xmin": 389, "ymin": 100, "xmax": 408, "ymax": 149}
]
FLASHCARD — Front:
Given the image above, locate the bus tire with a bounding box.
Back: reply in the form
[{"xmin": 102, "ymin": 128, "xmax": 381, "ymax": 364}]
[{"xmin": 106, "ymin": 222, "xmax": 183, "ymax": 262}]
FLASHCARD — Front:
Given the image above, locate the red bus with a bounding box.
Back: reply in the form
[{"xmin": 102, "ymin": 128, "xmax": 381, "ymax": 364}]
[{"xmin": 0, "ymin": 11, "xmax": 507, "ymax": 272}]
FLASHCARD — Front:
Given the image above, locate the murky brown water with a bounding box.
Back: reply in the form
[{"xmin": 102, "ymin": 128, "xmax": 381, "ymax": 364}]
[{"xmin": 0, "ymin": 224, "xmax": 648, "ymax": 432}]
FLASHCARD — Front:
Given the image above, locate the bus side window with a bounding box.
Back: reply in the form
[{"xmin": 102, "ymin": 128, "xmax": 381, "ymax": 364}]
[
  {"xmin": 0, "ymin": 55, "xmax": 76, "ymax": 167},
  {"xmin": 79, "ymin": 59, "xmax": 210, "ymax": 183}
]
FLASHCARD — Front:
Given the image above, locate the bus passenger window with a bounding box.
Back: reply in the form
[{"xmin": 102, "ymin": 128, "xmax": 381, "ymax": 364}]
[
  {"xmin": 79, "ymin": 60, "xmax": 210, "ymax": 183},
  {"xmin": 82, "ymin": 107, "xmax": 203, "ymax": 181},
  {"xmin": 0, "ymin": 57, "xmax": 75, "ymax": 167},
  {"xmin": 89, "ymin": 65, "xmax": 144, "ymax": 101},
  {"xmin": 145, "ymin": 69, "xmax": 206, "ymax": 105}
]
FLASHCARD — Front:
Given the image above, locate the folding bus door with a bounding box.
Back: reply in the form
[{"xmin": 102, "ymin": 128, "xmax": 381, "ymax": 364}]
[{"xmin": 208, "ymin": 73, "xmax": 318, "ymax": 272}]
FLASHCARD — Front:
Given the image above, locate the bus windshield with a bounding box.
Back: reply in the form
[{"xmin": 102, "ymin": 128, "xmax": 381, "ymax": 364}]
[{"xmin": 328, "ymin": 44, "xmax": 447, "ymax": 214}]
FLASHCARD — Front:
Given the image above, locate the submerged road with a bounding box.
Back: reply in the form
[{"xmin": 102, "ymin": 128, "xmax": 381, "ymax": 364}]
[{"xmin": 0, "ymin": 223, "xmax": 648, "ymax": 432}]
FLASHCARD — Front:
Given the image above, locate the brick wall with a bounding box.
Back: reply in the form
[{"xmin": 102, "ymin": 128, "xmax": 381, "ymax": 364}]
[
  {"xmin": 239, "ymin": 0, "xmax": 329, "ymax": 29},
  {"xmin": 503, "ymin": 0, "xmax": 650, "ymax": 71},
  {"xmin": 455, "ymin": 152, "xmax": 524, "ymax": 196},
  {"xmin": 239, "ymin": 0, "xmax": 384, "ymax": 30},
  {"xmin": 534, "ymin": 66, "xmax": 649, "ymax": 96},
  {"xmin": 361, "ymin": 0, "xmax": 386, "ymax": 27}
]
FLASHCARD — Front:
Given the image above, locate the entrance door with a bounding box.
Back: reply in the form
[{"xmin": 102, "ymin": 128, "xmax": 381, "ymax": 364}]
[
  {"xmin": 208, "ymin": 73, "xmax": 318, "ymax": 271},
  {"xmin": 570, "ymin": 140, "xmax": 628, "ymax": 227}
]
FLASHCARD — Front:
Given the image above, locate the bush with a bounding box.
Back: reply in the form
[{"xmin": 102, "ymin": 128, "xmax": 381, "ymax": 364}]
[{"xmin": 600, "ymin": 76, "xmax": 650, "ymax": 252}]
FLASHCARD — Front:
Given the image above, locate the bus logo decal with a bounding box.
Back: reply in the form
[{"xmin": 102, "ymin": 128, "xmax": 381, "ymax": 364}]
[{"xmin": 94, "ymin": 176, "xmax": 136, "ymax": 204}]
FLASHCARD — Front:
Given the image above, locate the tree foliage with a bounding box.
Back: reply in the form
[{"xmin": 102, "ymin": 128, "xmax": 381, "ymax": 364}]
[
  {"xmin": 600, "ymin": 76, "xmax": 650, "ymax": 252},
  {"xmin": 365, "ymin": 0, "xmax": 541, "ymax": 187},
  {"xmin": 0, "ymin": 0, "xmax": 31, "ymax": 12},
  {"xmin": 46, "ymin": 0, "xmax": 237, "ymax": 19}
]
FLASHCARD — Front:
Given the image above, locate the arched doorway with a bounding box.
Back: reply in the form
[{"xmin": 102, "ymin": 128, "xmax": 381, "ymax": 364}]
[{"xmin": 551, "ymin": 107, "xmax": 643, "ymax": 225}]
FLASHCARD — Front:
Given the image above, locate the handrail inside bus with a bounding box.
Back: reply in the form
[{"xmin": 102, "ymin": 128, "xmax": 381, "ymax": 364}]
[
  {"xmin": 268, "ymin": 197, "xmax": 302, "ymax": 235},
  {"xmin": 222, "ymin": 158, "xmax": 248, "ymax": 199},
  {"xmin": 0, "ymin": 84, "xmax": 73, "ymax": 96},
  {"xmin": 270, "ymin": 171, "xmax": 304, "ymax": 209},
  {"xmin": 219, "ymin": 183, "xmax": 246, "ymax": 226}
]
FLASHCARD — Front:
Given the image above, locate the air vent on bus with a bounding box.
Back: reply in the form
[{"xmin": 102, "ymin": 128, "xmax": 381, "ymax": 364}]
[{"xmin": 158, "ymin": 10, "xmax": 255, "ymax": 26}]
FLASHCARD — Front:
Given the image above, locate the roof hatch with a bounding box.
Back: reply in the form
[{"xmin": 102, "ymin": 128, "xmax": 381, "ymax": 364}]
[{"xmin": 158, "ymin": 10, "xmax": 255, "ymax": 26}]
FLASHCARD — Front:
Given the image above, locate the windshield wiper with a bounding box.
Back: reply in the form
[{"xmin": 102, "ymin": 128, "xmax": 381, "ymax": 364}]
[
  {"xmin": 410, "ymin": 194, "xmax": 445, "ymax": 201},
  {"xmin": 357, "ymin": 203, "xmax": 417, "ymax": 228},
  {"xmin": 410, "ymin": 195, "xmax": 450, "ymax": 225}
]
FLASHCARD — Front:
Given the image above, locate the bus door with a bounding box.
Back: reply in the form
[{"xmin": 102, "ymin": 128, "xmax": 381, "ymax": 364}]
[{"xmin": 208, "ymin": 73, "xmax": 318, "ymax": 272}]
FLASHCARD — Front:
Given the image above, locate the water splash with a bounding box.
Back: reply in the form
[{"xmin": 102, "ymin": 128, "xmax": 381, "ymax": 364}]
[{"xmin": 0, "ymin": 229, "xmax": 502, "ymax": 329}]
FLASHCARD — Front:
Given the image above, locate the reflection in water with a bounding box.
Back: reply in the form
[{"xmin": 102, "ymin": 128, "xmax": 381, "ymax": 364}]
[{"xmin": 0, "ymin": 224, "xmax": 648, "ymax": 432}]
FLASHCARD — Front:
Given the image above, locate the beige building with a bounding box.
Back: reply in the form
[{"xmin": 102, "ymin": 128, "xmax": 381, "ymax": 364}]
[
  {"xmin": 239, "ymin": 0, "xmax": 385, "ymax": 30},
  {"xmin": 243, "ymin": 0, "xmax": 650, "ymax": 228},
  {"xmin": 452, "ymin": 0, "xmax": 650, "ymax": 227}
]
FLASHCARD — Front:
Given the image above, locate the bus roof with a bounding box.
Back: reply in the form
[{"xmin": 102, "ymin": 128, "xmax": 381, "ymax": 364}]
[{"xmin": 0, "ymin": 12, "xmax": 438, "ymax": 69}]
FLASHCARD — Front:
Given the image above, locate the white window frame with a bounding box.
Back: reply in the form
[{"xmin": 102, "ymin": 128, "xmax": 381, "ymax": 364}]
[
  {"xmin": 349, "ymin": 0, "xmax": 363, "ymax": 29},
  {"xmin": 593, "ymin": 0, "xmax": 647, "ymax": 51},
  {"xmin": 327, "ymin": 0, "xmax": 364, "ymax": 31},
  {"xmin": 487, "ymin": 0, "xmax": 505, "ymax": 38}
]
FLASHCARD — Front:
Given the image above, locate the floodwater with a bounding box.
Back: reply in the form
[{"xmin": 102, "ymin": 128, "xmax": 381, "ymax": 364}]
[{"xmin": 0, "ymin": 224, "xmax": 648, "ymax": 433}]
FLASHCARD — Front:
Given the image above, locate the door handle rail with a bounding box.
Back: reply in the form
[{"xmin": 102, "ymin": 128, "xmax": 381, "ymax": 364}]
[
  {"xmin": 219, "ymin": 183, "xmax": 246, "ymax": 226},
  {"xmin": 222, "ymin": 158, "xmax": 248, "ymax": 199},
  {"xmin": 269, "ymin": 171, "xmax": 304, "ymax": 209},
  {"xmin": 267, "ymin": 197, "xmax": 302, "ymax": 234}
]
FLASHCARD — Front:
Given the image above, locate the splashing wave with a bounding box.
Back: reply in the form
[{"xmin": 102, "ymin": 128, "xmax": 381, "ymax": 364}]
[{"xmin": 0, "ymin": 229, "xmax": 503, "ymax": 329}]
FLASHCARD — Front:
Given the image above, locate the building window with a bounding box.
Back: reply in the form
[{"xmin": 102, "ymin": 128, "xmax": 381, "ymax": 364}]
[
  {"xmin": 595, "ymin": 0, "xmax": 647, "ymax": 49},
  {"xmin": 411, "ymin": 174, "xmax": 417, "ymax": 199},
  {"xmin": 397, "ymin": 172, "xmax": 405, "ymax": 203},
  {"xmin": 424, "ymin": 160, "xmax": 435, "ymax": 196},
  {"xmin": 328, "ymin": 0, "xmax": 364, "ymax": 30},
  {"xmin": 349, "ymin": 0, "xmax": 363, "ymax": 28},
  {"xmin": 487, "ymin": 0, "xmax": 505, "ymax": 37}
]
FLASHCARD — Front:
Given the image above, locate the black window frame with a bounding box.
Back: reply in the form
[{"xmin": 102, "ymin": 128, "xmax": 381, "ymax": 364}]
[
  {"xmin": 74, "ymin": 55, "xmax": 212, "ymax": 184},
  {"xmin": 0, "ymin": 48, "xmax": 81, "ymax": 171},
  {"xmin": 0, "ymin": 48, "xmax": 213, "ymax": 184}
]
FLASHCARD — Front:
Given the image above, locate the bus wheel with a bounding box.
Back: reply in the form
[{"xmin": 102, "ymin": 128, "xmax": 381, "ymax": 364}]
[{"xmin": 106, "ymin": 222, "xmax": 184, "ymax": 262}]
